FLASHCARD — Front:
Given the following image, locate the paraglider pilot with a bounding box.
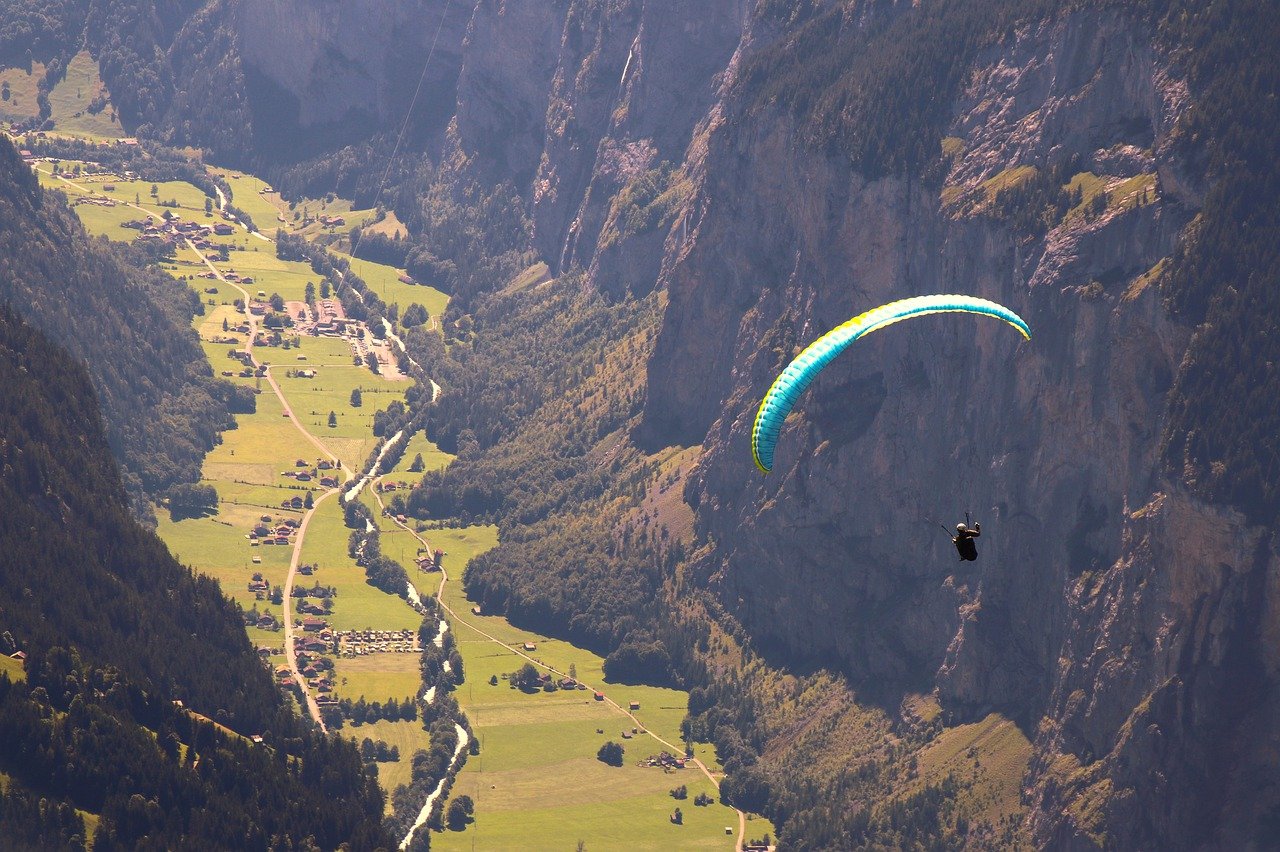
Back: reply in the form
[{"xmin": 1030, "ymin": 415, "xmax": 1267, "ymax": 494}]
[{"xmin": 953, "ymin": 520, "xmax": 981, "ymax": 561}]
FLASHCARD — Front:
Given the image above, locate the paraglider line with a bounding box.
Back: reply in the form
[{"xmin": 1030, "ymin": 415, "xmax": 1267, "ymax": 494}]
[{"xmin": 350, "ymin": 0, "xmax": 453, "ymax": 263}]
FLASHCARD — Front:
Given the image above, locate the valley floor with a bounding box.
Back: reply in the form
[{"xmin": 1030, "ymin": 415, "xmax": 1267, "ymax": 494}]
[{"xmin": 26, "ymin": 141, "xmax": 763, "ymax": 849}]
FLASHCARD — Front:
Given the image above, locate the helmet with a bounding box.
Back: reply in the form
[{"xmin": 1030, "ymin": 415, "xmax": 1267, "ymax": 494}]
[{"xmin": 956, "ymin": 523, "xmax": 967, "ymax": 533}]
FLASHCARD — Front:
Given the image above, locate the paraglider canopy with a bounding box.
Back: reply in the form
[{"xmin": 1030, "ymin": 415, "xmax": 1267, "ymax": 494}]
[{"xmin": 751, "ymin": 294, "xmax": 1030, "ymax": 473}]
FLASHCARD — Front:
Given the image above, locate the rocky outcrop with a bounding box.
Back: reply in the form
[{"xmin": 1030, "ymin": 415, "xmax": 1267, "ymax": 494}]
[{"xmin": 454, "ymin": 0, "xmax": 747, "ymax": 276}]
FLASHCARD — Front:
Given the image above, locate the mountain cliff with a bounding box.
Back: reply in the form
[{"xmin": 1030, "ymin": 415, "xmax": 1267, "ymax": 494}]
[
  {"xmin": 442, "ymin": 2, "xmax": 1280, "ymax": 846},
  {"xmin": 9, "ymin": 0, "xmax": 1279, "ymax": 846}
]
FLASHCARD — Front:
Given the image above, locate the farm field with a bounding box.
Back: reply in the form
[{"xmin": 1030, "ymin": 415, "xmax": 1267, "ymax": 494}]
[
  {"xmin": 298, "ymin": 499, "xmax": 424, "ymax": 633},
  {"xmin": 331, "ymin": 654, "xmax": 423, "ymax": 707}
]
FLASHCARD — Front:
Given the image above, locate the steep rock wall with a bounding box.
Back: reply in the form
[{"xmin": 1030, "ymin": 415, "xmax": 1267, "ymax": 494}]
[
  {"xmin": 236, "ymin": 0, "xmax": 469, "ymax": 144},
  {"xmin": 635, "ymin": 6, "xmax": 1277, "ymax": 844}
]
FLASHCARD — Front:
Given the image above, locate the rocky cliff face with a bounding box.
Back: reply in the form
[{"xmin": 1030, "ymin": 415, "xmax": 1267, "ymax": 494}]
[
  {"xmin": 422, "ymin": 2, "xmax": 1280, "ymax": 844},
  {"xmin": 235, "ymin": 0, "xmax": 469, "ymax": 148},
  {"xmin": 455, "ymin": 0, "xmax": 748, "ymax": 282},
  {"xmin": 632, "ymin": 6, "xmax": 1280, "ymax": 846}
]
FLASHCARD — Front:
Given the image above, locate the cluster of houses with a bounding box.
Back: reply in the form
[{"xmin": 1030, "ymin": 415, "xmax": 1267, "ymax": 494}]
[
  {"xmin": 281, "ymin": 459, "xmax": 339, "ymax": 488},
  {"xmin": 120, "ymin": 213, "xmax": 235, "ymax": 251},
  {"xmin": 298, "ymin": 298, "xmax": 348, "ymax": 337},
  {"xmin": 243, "ymin": 600, "xmax": 280, "ymax": 631},
  {"xmin": 334, "ymin": 629, "xmax": 421, "ymax": 657},
  {"xmin": 249, "ymin": 514, "xmax": 299, "ymax": 547},
  {"xmin": 639, "ymin": 751, "xmax": 688, "ymax": 771},
  {"xmin": 275, "ymin": 648, "xmax": 336, "ymax": 695}
]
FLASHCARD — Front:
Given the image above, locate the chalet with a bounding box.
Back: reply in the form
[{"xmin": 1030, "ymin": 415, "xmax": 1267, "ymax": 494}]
[
  {"xmin": 290, "ymin": 497, "xmax": 304, "ymax": 509},
  {"xmin": 275, "ymin": 665, "xmax": 291, "ymax": 679},
  {"xmin": 398, "ymin": 273, "xmax": 414, "ymax": 284},
  {"xmin": 242, "ymin": 277, "xmax": 255, "ymax": 285},
  {"xmin": 471, "ymin": 606, "xmax": 482, "ymax": 615},
  {"xmin": 257, "ymin": 647, "xmax": 271, "ymax": 657},
  {"xmin": 295, "ymin": 459, "xmax": 308, "ymax": 467},
  {"xmin": 296, "ymin": 472, "xmax": 312, "ymax": 482},
  {"xmin": 318, "ymin": 460, "xmax": 333, "ymax": 470},
  {"xmin": 320, "ymin": 477, "xmax": 338, "ymax": 488},
  {"xmin": 558, "ymin": 678, "xmax": 577, "ymax": 690},
  {"xmin": 629, "ymin": 701, "xmax": 641, "ymax": 711},
  {"xmin": 301, "ymin": 617, "xmax": 327, "ymax": 633},
  {"xmin": 303, "ymin": 638, "xmax": 327, "ymax": 652},
  {"xmin": 523, "ymin": 642, "xmax": 537, "ymax": 652},
  {"xmin": 213, "ymin": 223, "xmax": 234, "ymax": 235},
  {"xmin": 284, "ymin": 519, "xmax": 300, "ymax": 529},
  {"xmin": 299, "ymin": 564, "xmax": 314, "ymax": 575},
  {"xmin": 248, "ymin": 303, "xmax": 266, "ymax": 316},
  {"xmin": 594, "ymin": 692, "xmax": 605, "ymax": 701},
  {"xmin": 621, "ymin": 730, "xmax": 633, "ymax": 739},
  {"xmin": 9, "ymin": 651, "xmax": 26, "ymax": 661},
  {"xmin": 257, "ymin": 614, "xmax": 276, "ymax": 629},
  {"xmin": 251, "ymin": 735, "xmax": 264, "ymax": 745}
]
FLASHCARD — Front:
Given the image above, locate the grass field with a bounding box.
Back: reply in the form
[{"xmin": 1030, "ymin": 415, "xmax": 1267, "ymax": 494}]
[
  {"xmin": 332, "ymin": 654, "xmax": 423, "ymax": 706},
  {"xmin": 298, "ymin": 499, "xmax": 423, "ymax": 633},
  {"xmin": 218, "ymin": 170, "xmax": 288, "ymax": 233},
  {"xmin": 904, "ymin": 711, "xmax": 1032, "ymax": 829},
  {"xmin": 0, "ymin": 63, "xmax": 44, "ymax": 122},
  {"xmin": 388, "ymin": 431, "xmax": 455, "ymax": 481},
  {"xmin": 343, "ymin": 718, "xmax": 432, "ymax": 808},
  {"xmin": 46, "ymin": 52, "xmax": 124, "ymax": 139},
  {"xmin": 336, "ymin": 252, "xmax": 450, "ymax": 319},
  {"xmin": 0, "ymin": 653, "xmax": 25, "ymax": 682},
  {"xmin": 366, "ymin": 517, "xmax": 749, "ymax": 850}
]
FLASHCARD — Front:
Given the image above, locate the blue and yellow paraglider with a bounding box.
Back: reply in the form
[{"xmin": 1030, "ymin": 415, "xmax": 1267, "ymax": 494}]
[{"xmin": 751, "ymin": 295, "xmax": 1030, "ymax": 473}]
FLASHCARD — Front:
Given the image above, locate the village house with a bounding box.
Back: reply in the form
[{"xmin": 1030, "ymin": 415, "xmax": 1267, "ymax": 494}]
[{"xmin": 301, "ymin": 617, "xmax": 327, "ymax": 633}]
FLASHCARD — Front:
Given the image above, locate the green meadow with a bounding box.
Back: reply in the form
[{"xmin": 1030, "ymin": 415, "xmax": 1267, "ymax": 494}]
[
  {"xmin": 331, "ymin": 654, "xmax": 423, "ymax": 707},
  {"xmin": 0, "ymin": 63, "xmax": 44, "ymax": 122},
  {"xmin": 298, "ymin": 499, "xmax": 423, "ymax": 633},
  {"xmin": 46, "ymin": 52, "xmax": 125, "ymax": 140},
  {"xmin": 335, "ymin": 252, "xmax": 450, "ymax": 319},
  {"xmin": 343, "ymin": 718, "xmax": 432, "ymax": 811},
  {"xmin": 368, "ymin": 518, "xmax": 750, "ymax": 849}
]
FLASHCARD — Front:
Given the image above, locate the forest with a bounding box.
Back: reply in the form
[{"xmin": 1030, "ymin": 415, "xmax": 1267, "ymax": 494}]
[
  {"xmin": 0, "ymin": 303, "xmax": 388, "ymax": 847},
  {"xmin": 0, "ymin": 138, "xmax": 243, "ymax": 516}
]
